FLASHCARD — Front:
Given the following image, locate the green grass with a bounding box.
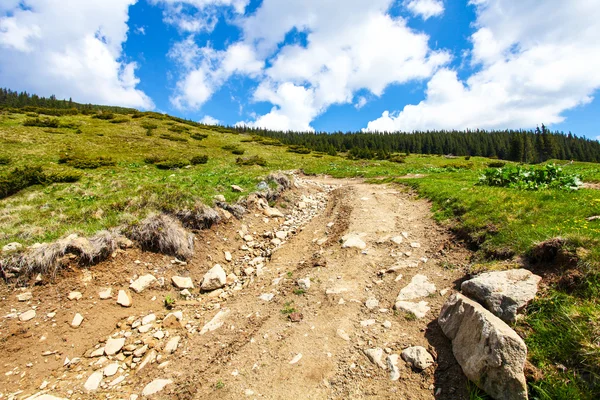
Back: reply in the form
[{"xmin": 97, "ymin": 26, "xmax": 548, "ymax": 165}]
[{"xmin": 1, "ymin": 109, "xmax": 600, "ymax": 398}]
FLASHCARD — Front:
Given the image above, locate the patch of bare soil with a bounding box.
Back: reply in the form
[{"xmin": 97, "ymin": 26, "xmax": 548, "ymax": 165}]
[{"xmin": 0, "ymin": 175, "xmax": 473, "ymax": 400}]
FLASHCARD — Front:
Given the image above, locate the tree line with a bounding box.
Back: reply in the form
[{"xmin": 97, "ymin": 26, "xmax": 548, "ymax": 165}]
[
  {"xmin": 232, "ymin": 124, "xmax": 600, "ymax": 163},
  {"xmin": 0, "ymin": 88, "xmax": 137, "ymax": 114}
]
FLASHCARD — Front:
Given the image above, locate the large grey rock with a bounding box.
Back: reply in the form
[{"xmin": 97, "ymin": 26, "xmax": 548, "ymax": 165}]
[
  {"xmin": 201, "ymin": 264, "xmax": 226, "ymax": 291},
  {"xmin": 171, "ymin": 276, "xmax": 194, "ymax": 289},
  {"xmin": 84, "ymin": 370, "xmax": 103, "ymax": 391},
  {"xmin": 394, "ymin": 300, "xmax": 430, "ymax": 319},
  {"xmin": 363, "ymin": 348, "xmax": 386, "ymax": 369},
  {"xmin": 438, "ymin": 293, "xmax": 528, "ymax": 400},
  {"xmin": 461, "ymin": 269, "xmax": 541, "ymax": 324}
]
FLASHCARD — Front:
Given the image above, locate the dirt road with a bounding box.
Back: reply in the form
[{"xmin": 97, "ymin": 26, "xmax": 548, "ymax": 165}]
[{"xmin": 0, "ymin": 176, "xmax": 472, "ymax": 399}]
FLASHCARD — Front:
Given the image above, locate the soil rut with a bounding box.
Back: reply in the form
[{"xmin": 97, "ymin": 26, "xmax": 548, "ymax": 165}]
[{"xmin": 0, "ymin": 176, "xmax": 472, "ymax": 400}]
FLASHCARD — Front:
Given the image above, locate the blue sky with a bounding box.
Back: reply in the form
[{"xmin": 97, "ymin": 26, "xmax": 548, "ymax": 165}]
[{"xmin": 1, "ymin": 0, "xmax": 599, "ymax": 139}]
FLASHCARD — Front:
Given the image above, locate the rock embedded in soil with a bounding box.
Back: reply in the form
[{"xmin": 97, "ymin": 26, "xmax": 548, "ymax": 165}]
[
  {"xmin": 394, "ymin": 301, "xmax": 430, "ymax": 319},
  {"xmin": 103, "ymin": 362, "xmax": 119, "ymax": 377},
  {"xmin": 117, "ymin": 290, "xmax": 133, "ymax": 307},
  {"xmin": 200, "ymin": 309, "xmax": 231, "ymax": 334},
  {"xmin": 171, "ymin": 276, "xmax": 194, "ymax": 290},
  {"xmin": 401, "ymin": 346, "xmax": 434, "ymax": 370},
  {"xmin": 231, "ymin": 185, "xmax": 244, "ymax": 192},
  {"xmin": 363, "ymin": 348, "xmax": 386, "ymax": 369},
  {"xmin": 164, "ymin": 336, "xmax": 181, "ymax": 354},
  {"xmin": 71, "ymin": 313, "xmax": 84, "ymax": 327},
  {"xmin": 84, "ymin": 370, "xmax": 103, "ymax": 391},
  {"xmin": 461, "ymin": 268, "xmax": 542, "ymax": 324},
  {"xmin": 297, "ymin": 278, "xmax": 311, "ymax": 291},
  {"xmin": 19, "ymin": 309, "xmax": 36, "ymax": 322},
  {"xmin": 224, "ymin": 251, "xmax": 232, "ymax": 262},
  {"xmin": 336, "ymin": 329, "xmax": 351, "ymax": 341},
  {"xmin": 438, "ymin": 293, "xmax": 528, "ymax": 400},
  {"xmin": 17, "ymin": 292, "xmax": 32, "ymax": 302},
  {"xmin": 98, "ymin": 288, "xmax": 112, "ymax": 299},
  {"xmin": 201, "ymin": 264, "xmax": 226, "ymax": 291},
  {"xmin": 142, "ymin": 379, "xmax": 173, "ymax": 397},
  {"xmin": 68, "ymin": 291, "xmax": 82, "ymax": 301},
  {"xmin": 130, "ymin": 274, "xmax": 157, "ymax": 293},
  {"xmin": 105, "ymin": 338, "xmax": 126, "ymax": 356},
  {"xmin": 365, "ymin": 297, "xmax": 379, "ymax": 310},
  {"xmin": 342, "ymin": 235, "xmax": 367, "ymax": 250},
  {"xmin": 396, "ymin": 274, "xmax": 436, "ymax": 301},
  {"xmin": 387, "ymin": 354, "xmax": 400, "ymax": 381}
]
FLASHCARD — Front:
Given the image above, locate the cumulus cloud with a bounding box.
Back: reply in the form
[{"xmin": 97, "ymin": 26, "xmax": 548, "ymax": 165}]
[
  {"xmin": 0, "ymin": 0, "xmax": 153, "ymax": 109},
  {"xmin": 200, "ymin": 115, "xmax": 220, "ymax": 125},
  {"xmin": 404, "ymin": 0, "xmax": 445, "ymax": 20},
  {"xmin": 366, "ymin": 0, "xmax": 600, "ymax": 132},
  {"xmin": 152, "ymin": 0, "xmax": 248, "ymax": 32}
]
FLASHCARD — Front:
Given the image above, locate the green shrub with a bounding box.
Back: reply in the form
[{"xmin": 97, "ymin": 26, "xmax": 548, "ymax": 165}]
[
  {"xmin": 232, "ymin": 149, "xmax": 245, "ymax": 155},
  {"xmin": 25, "ymin": 112, "xmax": 38, "ymax": 117},
  {"xmin": 160, "ymin": 133, "xmax": 188, "ymax": 142},
  {"xmin": 23, "ymin": 117, "xmax": 60, "ymax": 128},
  {"xmin": 168, "ymin": 124, "xmax": 190, "ymax": 133},
  {"xmin": 110, "ymin": 117, "xmax": 129, "ymax": 124},
  {"xmin": 140, "ymin": 121, "xmax": 158, "ymax": 130},
  {"xmin": 0, "ymin": 165, "xmax": 81, "ymax": 199},
  {"xmin": 58, "ymin": 153, "xmax": 116, "ymax": 169},
  {"xmin": 441, "ymin": 162, "xmax": 474, "ymax": 170},
  {"xmin": 479, "ymin": 163, "xmax": 582, "ymax": 190},
  {"xmin": 155, "ymin": 159, "xmax": 188, "ymax": 169},
  {"xmin": 388, "ymin": 155, "xmax": 406, "ymax": 163},
  {"xmin": 144, "ymin": 155, "xmax": 165, "ymax": 164},
  {"xmin": 488, "ymin": 161, "xmax": 506, "ymax": 168},
  {"xmin": 190, "ymin": 155, "xmax": 209, "ymax": 165},
  {"xmin": 59, "ymin": 122, "xmax": 81, "ymax": 129},
  {"xmin": 190, "ymin": 133, "xmax": 208, "ymax": 140},
  {"xmin": 221, "ymin": 145, "xmax": 237, "ymax": 151},
  {"xmin": 236, "ymin": 155, "xmax": 267, "ymax": 167},
  {"xmin": 92, "ymin": 112, "xmax": 115, "ymax": 120},
  {"xmin": 287, "ymin": 145, "xmax": 311, "ymax": 154},
  {"xmin": 0, "ymin": 156, "xmax": 10, "ymax": 165}
]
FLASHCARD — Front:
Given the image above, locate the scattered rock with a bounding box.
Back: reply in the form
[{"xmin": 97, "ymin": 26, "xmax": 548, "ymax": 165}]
[
  {"xmin": 164, "ymin": 336, "xmax": 181, "ymax": 354},
  {"xmin": 142, "ymin": 379, "xmax": 173, "ymax": 397},
  {"xmin": 365, "ymin": 297, "xmax": 379, "ymax": 310},
  {"xmin": 390, "ymin": 236, "xmax": 403, "ymax": 245},
  {"xmin": 297, "ymin": 278, "xmax": 311, "ymax": 291},
  {"xmin": 130, "ymin": 274, "xmax": 157, "ymax": 293},
  {"xmin": 200, "ymin": 309, "xmax": 231, "ymax": 334},
  {"xmin": 201, "ymin": 264, "xmax": 226, "ymax": 291},
  {"xmin": 68, "ymin": 291, "xmax": 83, "ymax": 301},
  {"xmin": 394, "ymin": 301, "xmax": 430, "ymax": 319},
  {"xmin": 17, "ymin": 292, "xmax": 33, "ymax": 302},
  {"xmin": 360, "ymin": 319, "xmax": 376, "ymax": 327},
  {"xmin": 336, "ymin": 329, "xmax": 351, "ymax": 341},
  {"xmin": 342, "ymin": 235, "xmax": 366, "ymax": 250},
  {"xmin": 231, "ymin": 185, "xmax": 244, "ymax": 192},
  {"xmin": 410, "ymin": 242, "xmax": 421, "ymax": 248},
  {"xmin": 19, "ymin": 309, "xmax": 36, "ymax": 322},
  {"xmin": 401, "ymin": 346, "xmax": 434, "ymax": 370},
  {"xmin": 364, "ymin": 348, "xmax": 386, "ymax": 369},
  {"xmin": 289, "ymin": 353, "xmax": 302, "ymax": 364},
  {"xmin": 289, "ymin": 312, "xmax": 303, "ymax": 322},
  {"xmin": 383, "ymin": 320, "xmax": 392, "ymax": 329},
  {"xmin": 387, "ymin": 354, "xmax": 400, "ymax": 381},
  {"xmin": 259, "ymin": 293, "xmax": 274, "ymax": 301},
  {"xmin": 98, "ymin": 288, "xmax": 112, "ymax": 300},
  {"xmin": 438, "ymin": 293, "xmax": 528, "ymax": 400},
  {"xmin": 84, "ymin": 370, "xmax": 103, "ymax": 391},
  {"xmin": 104, "ymin": 338, "xmax": 125, "ymax": 356},
  {"xmin": 103, "ymin": 362, "xmax": 119, "ymax": 377},
  {"xmin": 275, "ymin": 231, "xmax": 287, "ymax": 240},
  {"xmin": 461, "ymin": 268, "xmax": 542, "ymax": 324},
  {"xmin": 117, "ymin": 290, "xmax": 133, "ymax": 307},
  {"xmin": 142, "ymin": 313, "xmax": 156, "ymax": 325},
  {"xmin": 396, "ymin": 274, "xmax": 436, "ymax": 301},
  {"xmin": 226, "ymin": 273, "xmax": 238, "ymax": 285},
  {"xmin": 224, "ymin": 251, "xmax": 232, "ymax": 262},
  {"xmin": 214, "ymin": 195, "xmax": 226, "ymax": 202},
  {"xmin": 171, "ymin": 276, "xmax": 194, "ymax": 290},
  {"xmin": 71, "ymin": 313, "xmax": 84, "ymax": 328}
]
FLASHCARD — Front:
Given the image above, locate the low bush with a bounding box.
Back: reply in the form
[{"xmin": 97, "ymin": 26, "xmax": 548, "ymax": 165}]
[
  {"xmin": 59, "ymin": 121, "xmax": 81, "ymax": 129},
  {"xmin": 168, "ymin": 124, "xmax": 190, "ymax": 133},
  {"xmin": 92, "ymin": 112, "xmax": 115, "ymax": 120},
  {"xmin": 479, "ymin": 163, "xmax": 582, "ymax": 190},
  {"xmin": 190, "ymin": 133, "xmax": 208, "ymax": 140},
  {"xmin": 110, "ymin": 117, "xmax": 129, "ymax": 124},
  {"xmin": 190, "ymin": 155, "xmax": 209, "ymax": 165},
  {"xmin": 23, "ymin": 117, "xmax": 60, "ymax": 128},
  {"xmin": 0, "ymin": 165, "xmax": 81, "ymax": 199},
  {"xmin": 58, "ymin": 153, "xmax": 116, "ymax": 169},
  {"xmin": 388, "ymin": 155, "xmax": 406, "ymax": 163},
  {"xmin": 155, "ymin": 159, "xmax": 189, "ymax": 169},
  {"xmin": 160, "ymin": 133, "xmax": 188, "ymax": 142},
  {"xmin": 232, "ymin": 149, "xmax": 245, "ymax": 155},
  {"xmin": 236, "ymin": 155, "xmax": 267, "ymax": 167},
  {"xmin": 488, "ymin": 161, "xmax": 506, "ymax": 168},
  {"xmin": 0, "ymin": 156, "xmax": 10, "ymax": 165},
  {"xmin": 221, "ymin": 144, "xmax": 244, "ymax": 154},
  {"xmin": 287, "ymin": 145, "xmax": 311, "ymax": 154},
  {"xmin": 144, "ymin": 155, "xmax": 165, "ymax": 164},
  {"xmin": 441, "ymin": 162, "xmax": 474, "ymax": 170},
  {"xmin": 140, "ymin": 121, "xmax": 158, "ymax": 130}
]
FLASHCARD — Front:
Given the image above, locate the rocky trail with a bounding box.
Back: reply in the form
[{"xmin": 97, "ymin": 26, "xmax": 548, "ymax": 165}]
[{"xmin": 0, "ymin": 175, "xmax": 518, "ymax": 399}]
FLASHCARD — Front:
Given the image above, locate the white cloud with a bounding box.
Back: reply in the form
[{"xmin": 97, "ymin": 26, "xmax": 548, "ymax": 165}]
[
  {"xmin": 152, "ymin": 0, "xmax": 248, "ymax": 32},
  {"xmin": 200, "ymin": 115, "xmax": 220, "ymax": 125},
  {"xmin": 0, "ymin": 0, "xmax": 153, "ymax": 109},
  {"xmin": 135, "ymin": 26, "xmax": 146, "ymax": 35},
  {"xmin": 355, "ymin": 96, "xmax": 367, "ymax": 109},
  {"xmin": 404, "ymin": 0, "xmax": 445, "ymax": 20},
  {"xmin": 232, "ymin": 0, "xmax": 449, "ymax": 130},
  {"xmin": 366, "ymin": 0, "xmax": 600, "ymax": 132}
]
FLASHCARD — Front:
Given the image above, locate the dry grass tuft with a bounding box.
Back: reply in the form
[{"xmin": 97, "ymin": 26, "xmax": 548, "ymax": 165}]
[
  {"xmin": 174, "ymin": 204, "xmax": 221, "ymax": 230},
  {"xmin": 127, "ymin": 213, "xmax": 194, "ymax": 260}
]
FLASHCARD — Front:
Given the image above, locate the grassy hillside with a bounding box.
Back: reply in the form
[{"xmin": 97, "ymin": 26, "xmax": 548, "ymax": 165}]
[{"xmin": 1, "ymin": 108, "xmax": 600, "ymax": 398}]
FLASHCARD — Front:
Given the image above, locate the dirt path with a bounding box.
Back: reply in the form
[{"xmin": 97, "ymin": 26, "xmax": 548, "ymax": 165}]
[{"xmin": 0, "ymin": 176, "xmax": 472, "ymax": 400}]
